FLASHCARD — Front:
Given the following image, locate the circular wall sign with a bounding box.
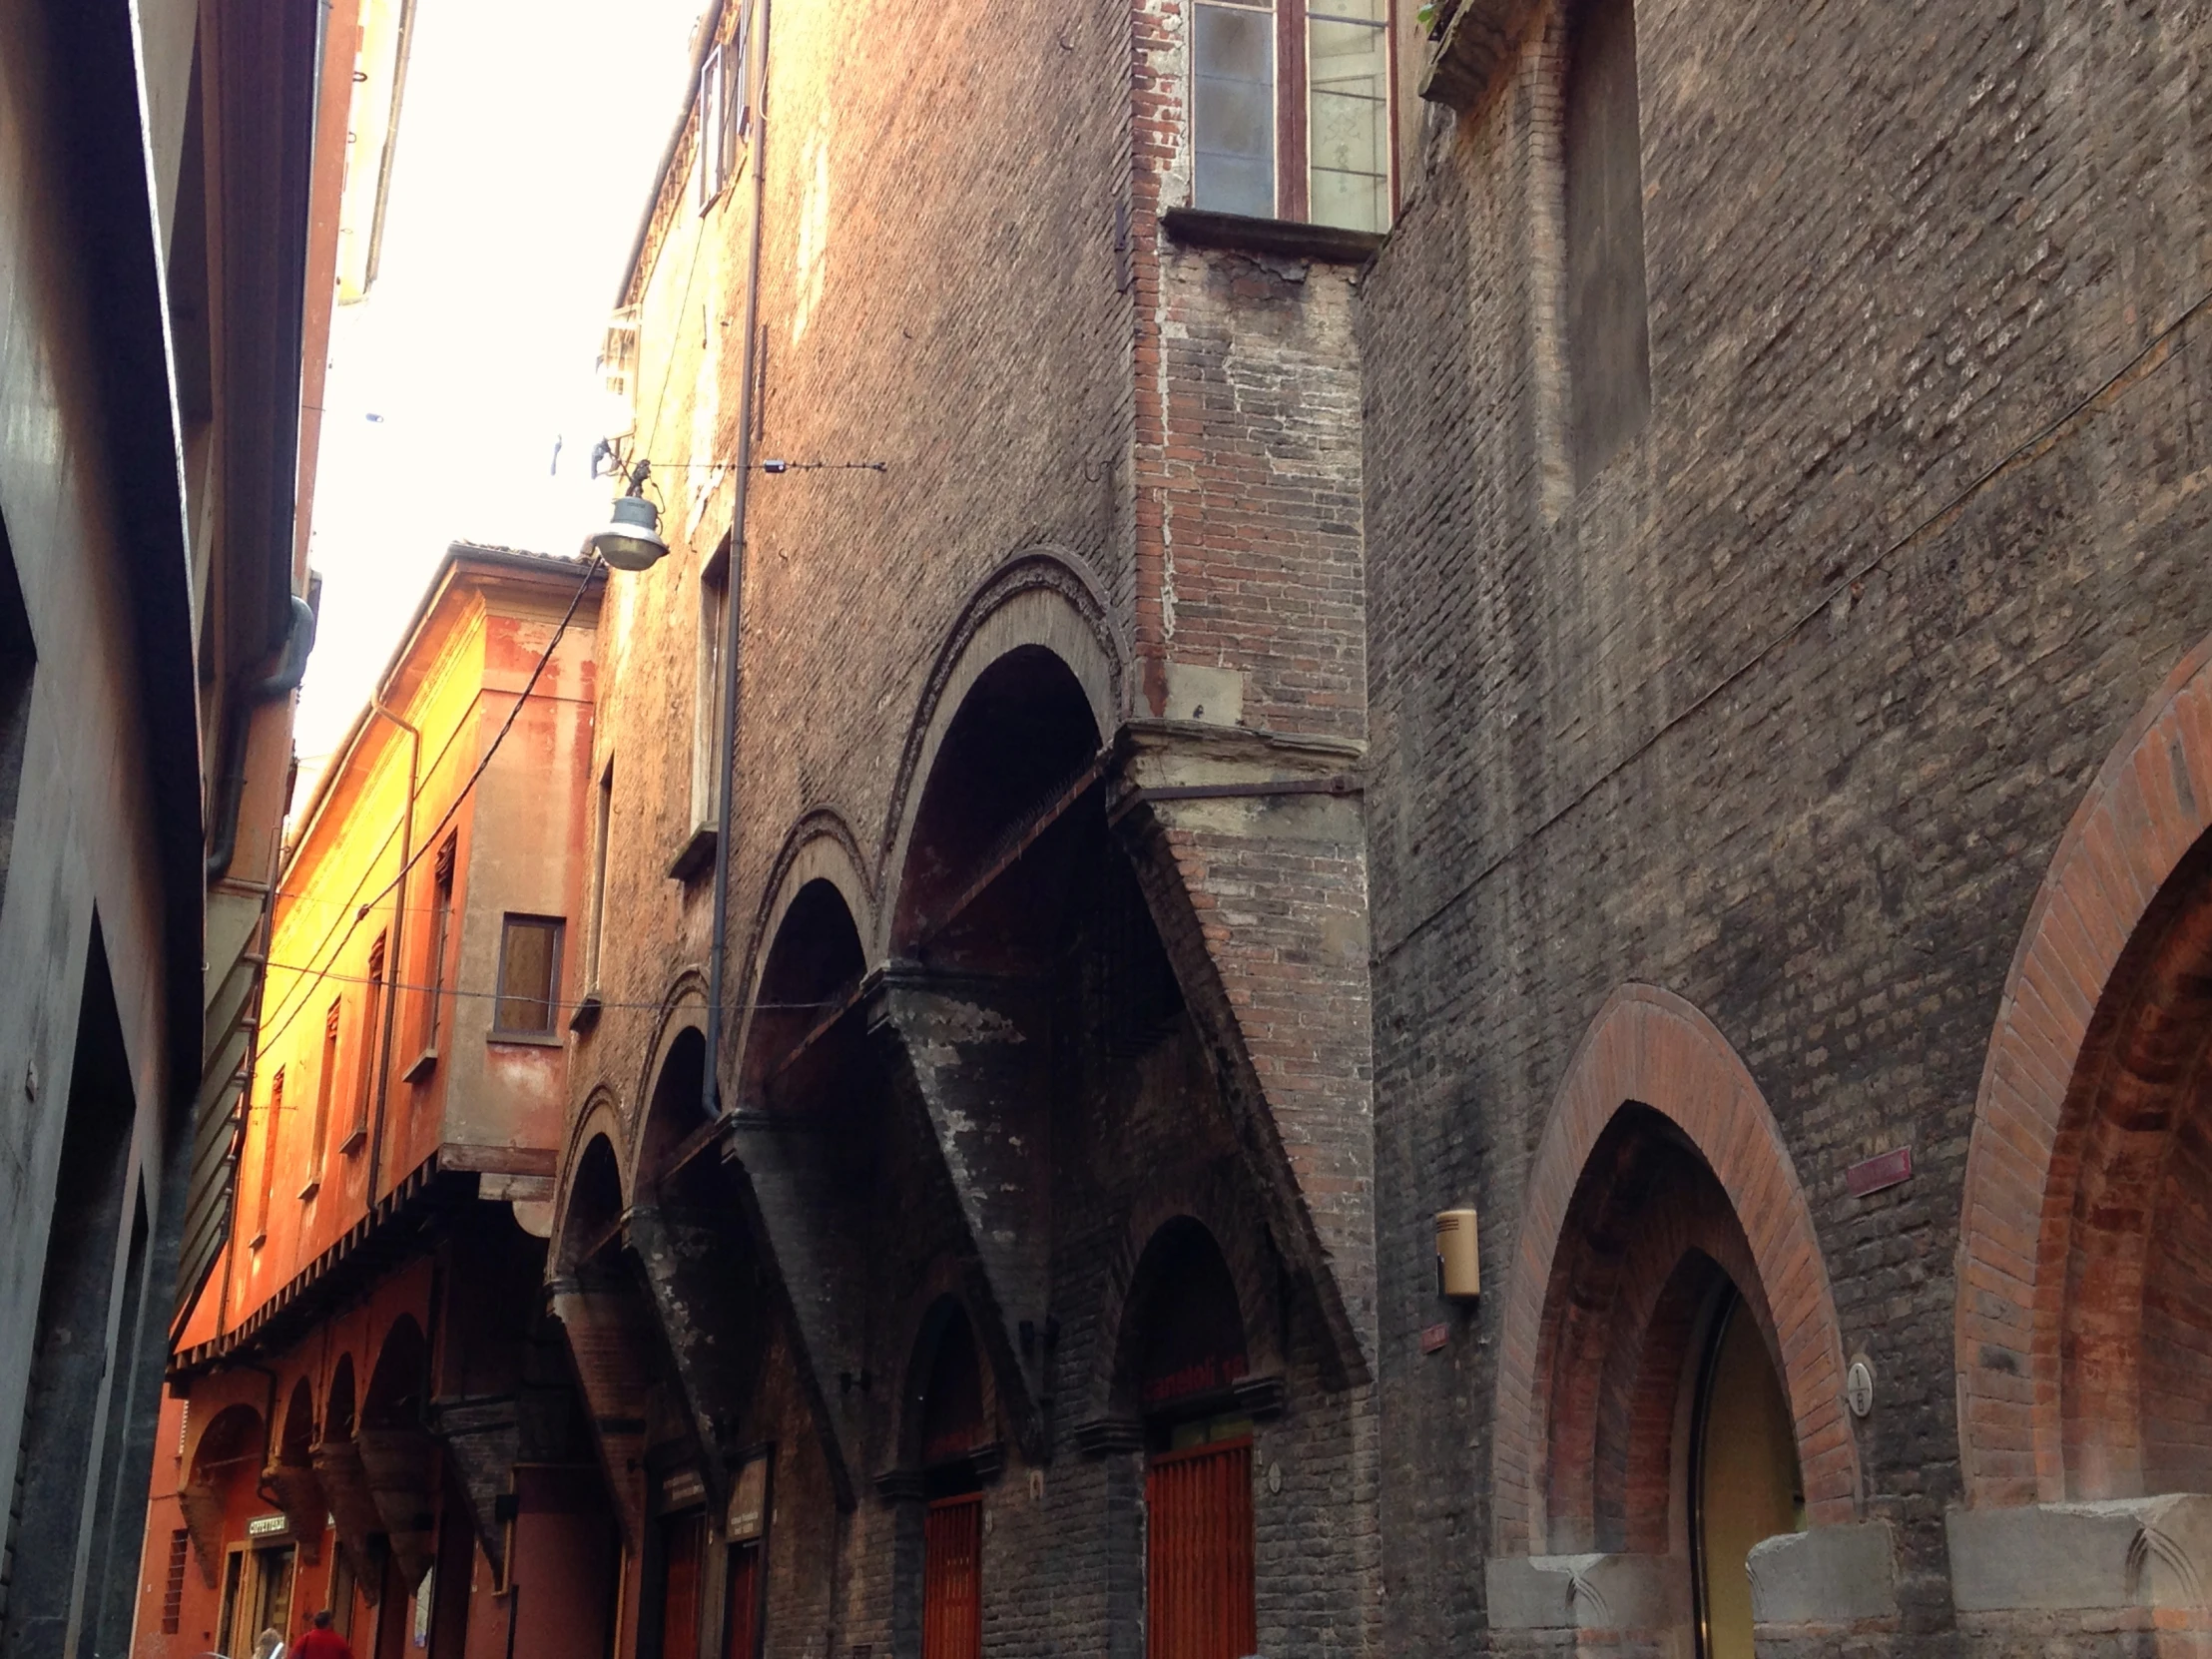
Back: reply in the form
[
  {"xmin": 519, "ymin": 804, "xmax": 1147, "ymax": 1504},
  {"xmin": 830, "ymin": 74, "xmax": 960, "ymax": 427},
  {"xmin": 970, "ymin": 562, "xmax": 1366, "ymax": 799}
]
[{"xmin": 1846, "ymin": 1357, "xmax": 1875, "ymax": 1418}]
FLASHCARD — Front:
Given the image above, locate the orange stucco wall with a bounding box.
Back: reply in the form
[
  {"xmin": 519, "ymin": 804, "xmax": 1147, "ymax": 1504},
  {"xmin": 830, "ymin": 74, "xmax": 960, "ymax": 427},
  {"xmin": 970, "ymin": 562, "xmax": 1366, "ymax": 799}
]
[{"xmin": 183, "ymin": 551, "xmax": 599, "ymax": 1352}]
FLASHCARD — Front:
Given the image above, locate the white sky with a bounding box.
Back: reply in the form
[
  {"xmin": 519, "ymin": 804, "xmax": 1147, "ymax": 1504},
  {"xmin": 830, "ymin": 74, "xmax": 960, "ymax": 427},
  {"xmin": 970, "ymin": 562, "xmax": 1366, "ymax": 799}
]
[{"xmin": 293, "ymin": 0, "xmax": 704, "ymax": 802}]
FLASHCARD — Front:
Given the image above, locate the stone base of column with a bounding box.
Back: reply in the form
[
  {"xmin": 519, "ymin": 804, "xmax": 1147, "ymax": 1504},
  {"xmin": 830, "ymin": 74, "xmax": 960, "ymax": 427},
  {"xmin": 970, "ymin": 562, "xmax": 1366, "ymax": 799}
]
[{"xmin": 1948, "ymin": 1496, "xmax": 2212, "ymax": 1659}]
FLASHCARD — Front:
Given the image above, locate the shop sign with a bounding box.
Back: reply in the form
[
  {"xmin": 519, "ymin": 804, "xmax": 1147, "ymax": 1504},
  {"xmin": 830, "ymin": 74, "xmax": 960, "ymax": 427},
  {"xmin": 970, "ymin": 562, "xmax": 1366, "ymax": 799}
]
[{"xmin": 246, "ymin": 1513, "xmax": 289, "ymax": 1539}]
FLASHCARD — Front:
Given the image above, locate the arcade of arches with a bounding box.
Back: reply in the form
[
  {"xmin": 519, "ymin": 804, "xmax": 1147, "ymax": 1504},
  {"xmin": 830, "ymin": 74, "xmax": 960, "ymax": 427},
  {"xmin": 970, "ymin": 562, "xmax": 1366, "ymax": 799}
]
[
  {"xmin": 133, "ymin": 579, "xmax": 2212, "ymax": 1659},
  {"xmin": 534, "ymin": 621, "xmax": 1379, "ymax": 1659}
]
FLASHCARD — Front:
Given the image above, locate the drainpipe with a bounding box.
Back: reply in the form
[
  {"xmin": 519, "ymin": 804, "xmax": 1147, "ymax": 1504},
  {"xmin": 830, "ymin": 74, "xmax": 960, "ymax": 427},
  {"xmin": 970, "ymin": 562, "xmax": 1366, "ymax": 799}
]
[
  {"xmin": 363, "ymin": 701, "xmax": 419, "ymax": 1205},
  {"xmin": 239, "ymin": 1360, "xmax": 281, "ymax": 1501},
  {"xmin": 703, "ymin": 0, "xmax": 772, "ymax": 1122},
  {"xmin": 207, "ymin": 592, "xmax": 318, "ymax": 883}
]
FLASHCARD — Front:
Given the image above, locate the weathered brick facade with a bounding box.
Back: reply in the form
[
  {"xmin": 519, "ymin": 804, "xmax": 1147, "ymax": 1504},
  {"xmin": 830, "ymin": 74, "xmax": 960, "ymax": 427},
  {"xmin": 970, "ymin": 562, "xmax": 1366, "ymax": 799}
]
[
  {"xmin": 565, "ymin": 0, "xmax": 2212, "ymax": 1653},
  {"xmin": 1366, "ymin": 0, "xmax": 2212, "ymax": 1652},
  {"xmin": 564, "ymin": 0, "xmax": 1384, "ymax": 1655}
]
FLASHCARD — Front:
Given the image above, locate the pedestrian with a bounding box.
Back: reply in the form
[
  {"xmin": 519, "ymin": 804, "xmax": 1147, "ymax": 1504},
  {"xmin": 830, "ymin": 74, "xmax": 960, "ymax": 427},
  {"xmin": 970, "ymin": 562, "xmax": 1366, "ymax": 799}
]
[
  {"xmin": 292, "ymin": 1609, "xmax": 354, "ymax": 1659},
  {"xmin": 252, "ymin": 1627, "xmax": 284, "ymax": 1659}
]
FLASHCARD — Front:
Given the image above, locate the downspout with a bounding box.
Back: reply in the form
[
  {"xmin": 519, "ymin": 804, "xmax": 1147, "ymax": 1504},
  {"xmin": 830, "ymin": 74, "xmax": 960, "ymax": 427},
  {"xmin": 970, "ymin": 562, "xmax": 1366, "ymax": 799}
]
[
  {"xmin": 207, "ymin": 592, "xmax": 318, "ymax": 882},
  {"xmin": 363, "ymin": 701, "xmax": 420, "ymax": 1204},
  {"xmin": 703, "ymin": 0, "xmax": 772, "ymax": 1121},
  {"xmin": 239, "ymin": 1360, "xmax": 281, "ymax": 1503}
]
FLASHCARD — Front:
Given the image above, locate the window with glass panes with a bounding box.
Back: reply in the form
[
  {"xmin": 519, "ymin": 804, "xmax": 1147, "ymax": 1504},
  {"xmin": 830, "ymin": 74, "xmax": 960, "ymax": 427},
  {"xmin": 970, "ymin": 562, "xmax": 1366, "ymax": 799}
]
[{"xmin": 1191, "ymin": 0, "xmax": 1391, "ymax": 232}]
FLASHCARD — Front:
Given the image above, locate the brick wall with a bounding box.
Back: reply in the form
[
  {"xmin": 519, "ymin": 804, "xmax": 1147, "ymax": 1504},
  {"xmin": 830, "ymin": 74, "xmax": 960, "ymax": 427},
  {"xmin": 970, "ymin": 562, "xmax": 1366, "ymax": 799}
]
[
  {"xmin": 1364, "ymin": 0, "xmax": 2212, "ymax": 1652},
  {"xmin": 576, "ymin": 0, "xmax": 1384, "ymax": 1650}
]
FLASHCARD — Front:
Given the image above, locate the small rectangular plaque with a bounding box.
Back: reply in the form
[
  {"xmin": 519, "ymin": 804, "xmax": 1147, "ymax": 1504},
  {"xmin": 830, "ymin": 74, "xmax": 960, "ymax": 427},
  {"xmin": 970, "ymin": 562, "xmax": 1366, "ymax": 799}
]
[
  {"xmin": 1847, "ymin": 1146, "xmax": 1913, "ymax": 1198},
  {"xmin": 247, "ymin": 1512, "xmax": 288, "ymax": 1539},
  {"xmin": 728, "ymin": 1452, "xmax": 769, "ymax": 1540},
  {"xmin": 1419, "ymin": 1323, "xmax": 1449, "ymax": 1355},
  {"xmin": 661, "ymin": 1467, "xmax": 706, "ymax": 1511}
]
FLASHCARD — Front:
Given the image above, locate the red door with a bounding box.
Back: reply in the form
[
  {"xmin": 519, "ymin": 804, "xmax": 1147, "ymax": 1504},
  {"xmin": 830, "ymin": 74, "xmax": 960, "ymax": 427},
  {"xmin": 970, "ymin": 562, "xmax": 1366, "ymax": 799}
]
[
  {"xmin": 724, "ymin": 1543, "xmax": 762, "ymax": 1659},
  {"xmin": 659, "ymin": 1511, "xmax": 706, "ymax": 1659},
  {"xmin": 1146, "ymin": 1439, "xmax": 1255, "ymax": 1659},
  {"xmin": 921, "ymin": 1493, "xmax": 982, "ymax": 1659}
]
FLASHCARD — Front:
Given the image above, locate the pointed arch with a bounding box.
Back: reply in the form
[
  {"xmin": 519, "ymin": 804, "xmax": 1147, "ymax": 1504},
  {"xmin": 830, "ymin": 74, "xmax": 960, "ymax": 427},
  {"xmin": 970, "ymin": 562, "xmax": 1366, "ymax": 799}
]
[
  {"xmin": 362, "ymin": 1315, "xmax": 428, "ymax": 1428},
  {"xmin": 873, "ymin": 549, "xmax": 1120, "ymax": 959},
  {"xmin": 1492, "ymin": 984, "xmax": 1858, "ymax": 1555},
  {"xmin": 278, "ymin": 1376, "xmax": 316, "ymax": 1465},
  {"xmin": 1957, "ymin": 633, "xmax": 2212, "ymax": 1507},
  {"xmin": 323, "ymin": 1353, "xmax": 357, "ymax": 1440},
  {"xmin": 626, "ymin": 970, "xmax": 709, "ymax": 1174},
  {"xmin": 896, "ymin": 1292, "xmax": 1003, "ymax": 1474},
  {"xmin": 732, "ymin": 825, "xmax": 871, "ymax": 1110},
  {"xmin": 555, "ymin": 1129, "xmax": 629, "ymax": 1275}
]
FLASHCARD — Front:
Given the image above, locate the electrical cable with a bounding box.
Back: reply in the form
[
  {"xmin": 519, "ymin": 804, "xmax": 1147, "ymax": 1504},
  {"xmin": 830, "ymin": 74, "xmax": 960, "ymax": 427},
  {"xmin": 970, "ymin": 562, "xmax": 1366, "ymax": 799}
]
[
  {"xmin": 1375, "ymin": 278, "xmax": 2212, "ymax": 965},
  {"xmin": 262, "ymin": 958, "xmax": 842, "ymax": 1014}
]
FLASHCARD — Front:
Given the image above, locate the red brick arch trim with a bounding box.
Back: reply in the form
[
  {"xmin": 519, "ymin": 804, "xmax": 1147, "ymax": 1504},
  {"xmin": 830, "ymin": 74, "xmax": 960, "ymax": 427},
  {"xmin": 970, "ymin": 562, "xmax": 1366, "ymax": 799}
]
[
  {"xmin": 1492, "ymin": 984, "xmax": 1859, "ymax": 1553},
  {"xmin": 1956, "ymin": 636, "xmax": 2212, "ymax": 1508}
]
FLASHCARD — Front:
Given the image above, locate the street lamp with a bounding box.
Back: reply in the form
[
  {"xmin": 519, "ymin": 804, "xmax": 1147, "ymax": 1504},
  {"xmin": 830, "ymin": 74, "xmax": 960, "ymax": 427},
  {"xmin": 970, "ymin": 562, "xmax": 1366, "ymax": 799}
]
[{"xmin": 583, "ymin": 475, "xmax": 668, "ymax": 572}]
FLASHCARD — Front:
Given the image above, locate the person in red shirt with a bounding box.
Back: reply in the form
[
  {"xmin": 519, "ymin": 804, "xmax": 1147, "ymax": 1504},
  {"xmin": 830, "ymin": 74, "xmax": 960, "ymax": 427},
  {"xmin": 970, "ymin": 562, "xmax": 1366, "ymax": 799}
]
[{"xmin": 292, "ymin": 1609, "xmax": 353, "ymax": 1659}]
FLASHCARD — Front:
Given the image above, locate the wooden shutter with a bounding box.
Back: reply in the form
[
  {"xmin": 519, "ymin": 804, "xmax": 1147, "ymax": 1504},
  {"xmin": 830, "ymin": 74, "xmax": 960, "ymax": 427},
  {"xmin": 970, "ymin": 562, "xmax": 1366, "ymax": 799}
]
[
  {"xmin": 921, "ymin": 1494, "xmax": 981, "ymax": 1659},
  {"xmin": 660, "ymin": 1511, "xmax": 706, "ymax": 1659},
  {"xmin": 1145, "ymin": 1439, "xmax": 1255, "ymax": 1659},
  {"xmin": 724, "ymin": 1542, "xmax": 763, "ymax": 1659}
]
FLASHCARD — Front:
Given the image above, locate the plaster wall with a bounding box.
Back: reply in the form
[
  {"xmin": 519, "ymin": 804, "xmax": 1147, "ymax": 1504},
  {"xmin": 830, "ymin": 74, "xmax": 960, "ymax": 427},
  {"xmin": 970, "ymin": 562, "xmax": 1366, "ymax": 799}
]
[{"xmin": 0, "ymin": 0, "xmax": 185, "ymax": 1626}]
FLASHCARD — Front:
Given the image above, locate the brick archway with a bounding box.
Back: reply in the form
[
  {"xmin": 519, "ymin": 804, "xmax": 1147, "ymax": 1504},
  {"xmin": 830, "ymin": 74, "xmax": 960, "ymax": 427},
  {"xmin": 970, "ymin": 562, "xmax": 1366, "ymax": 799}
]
[
  {"xmin": 1492, "ymin": 983, "xmax": 1858, "ymax": 1553},
  {"xmin": 1957, "ymin": 636, "xmax": 2212, "ymax": 1508}
]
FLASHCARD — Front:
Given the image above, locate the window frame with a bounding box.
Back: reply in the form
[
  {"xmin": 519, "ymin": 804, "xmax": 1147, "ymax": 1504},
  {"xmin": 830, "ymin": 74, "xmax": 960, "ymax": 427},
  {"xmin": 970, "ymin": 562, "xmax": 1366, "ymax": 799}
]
[
  {"xmin": 694, "ymin": 538, "xmax": 731, "ymax": 830},
  {"xmin": 694, "ymin": 6, "xmax": 754, "ymax": 215},
  {"xmin": 1188, "ymin": 0, "xmax": 1396, "ymax": 232},
  {"xmin": 303, "ymin": 999, "xmax": 339, "ymax": 1196},
  {"xmin": 491, "ymin": 913, "xmax": 567, "ymax": 1044},
  {"xmin": 586, "ymin": 759, "xmax": 614, "ymax": 990},
  {"xmin": 350, "ymin": 932, "xmax": 387, "ymax": 1146},
  {"xmin": 408, "ymin": 833, "xmax": 458, "ymax": 1077},
  {"xmin": 251, "ymin": 1066, "xmax": 283, "ymax": 1245}
]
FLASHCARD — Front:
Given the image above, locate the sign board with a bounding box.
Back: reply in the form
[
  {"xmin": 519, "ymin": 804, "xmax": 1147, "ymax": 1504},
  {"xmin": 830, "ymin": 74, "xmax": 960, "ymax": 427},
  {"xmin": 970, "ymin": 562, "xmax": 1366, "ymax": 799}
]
[
  {"xmin": 728, "ymin": 1452, "xmax": 770, "ymax": 1541},
  {"xmin": 1419, "ymin": 1323, "xmax": 1449, "ymax": 1356},
  {"xmin": 246, "ymin": 1512, "xmax": 289, "ymax": 1539},
  {"xmin": 660, "ymin": 1467, "xmax": 706, "ymax": 1512},
  {"xmin": 1846, "ymin": 1146, "xmax": 1913, "ymax": 1198}
]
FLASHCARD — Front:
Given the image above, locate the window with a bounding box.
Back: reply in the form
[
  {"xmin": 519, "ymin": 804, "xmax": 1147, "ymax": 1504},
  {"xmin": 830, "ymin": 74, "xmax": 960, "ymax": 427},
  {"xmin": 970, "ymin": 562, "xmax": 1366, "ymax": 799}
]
[
  {"xmin": 1562, "ymin": 0, "xmax": 1651, "ymax": 481},
  {"xmin": 694, "ymin": 10, "xmax": 752, "ymax": 213},
  {"xmin": 253, "ymin": 1068, "xmax": 282, "ymax": 1242},
  {"xmin": 1191, "ymin": 0, "xmax": 1391, "ymax": 231},
  {"xmin": 494, "ymin": 916, "xmax": 564, "ymax": 1039},
  {"xmin": 587, "ymin": 761, "xmax": 613, "ymax": 988},
  {"xmin": 353, "ymin": 933, "xmax": 386, "ymax": 1138},
  {"xmin": 415, "ymin": 835, "xmax": 457, "ymax": 1060},
  {"xmin": 694, "ymin": 538, "xmax": 730, "ymax": 830},
  {"xmin": 306, "ymin": 1000, "xmax": 339, "ymax": 1186}
]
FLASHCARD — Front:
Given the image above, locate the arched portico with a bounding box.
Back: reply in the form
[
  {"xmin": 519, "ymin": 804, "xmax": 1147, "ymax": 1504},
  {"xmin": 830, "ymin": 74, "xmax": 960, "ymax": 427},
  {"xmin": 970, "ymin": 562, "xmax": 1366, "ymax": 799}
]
[{"xmin": 1486, "ymin": 985, "xmax": 1887, "ymax": 1654}]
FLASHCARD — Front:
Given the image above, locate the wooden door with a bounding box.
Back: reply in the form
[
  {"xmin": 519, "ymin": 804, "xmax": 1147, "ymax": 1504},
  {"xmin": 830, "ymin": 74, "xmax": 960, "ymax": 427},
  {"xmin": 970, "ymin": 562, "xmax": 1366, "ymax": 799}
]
[
  {"xmin": 659, "ymin": 1511, "xmax": 707, "ymax": 1659},
  {"xmin": 1145, "ymin": 1439, "xmax": 1255, "ymax": 1659},
  {"xmin": 921, "ymin": 1493, "xmax": 981, "ymax": 1659},
  {"xmin": 723, "ymin": 1543, "xmax": 763, "ymax": 1659}
]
